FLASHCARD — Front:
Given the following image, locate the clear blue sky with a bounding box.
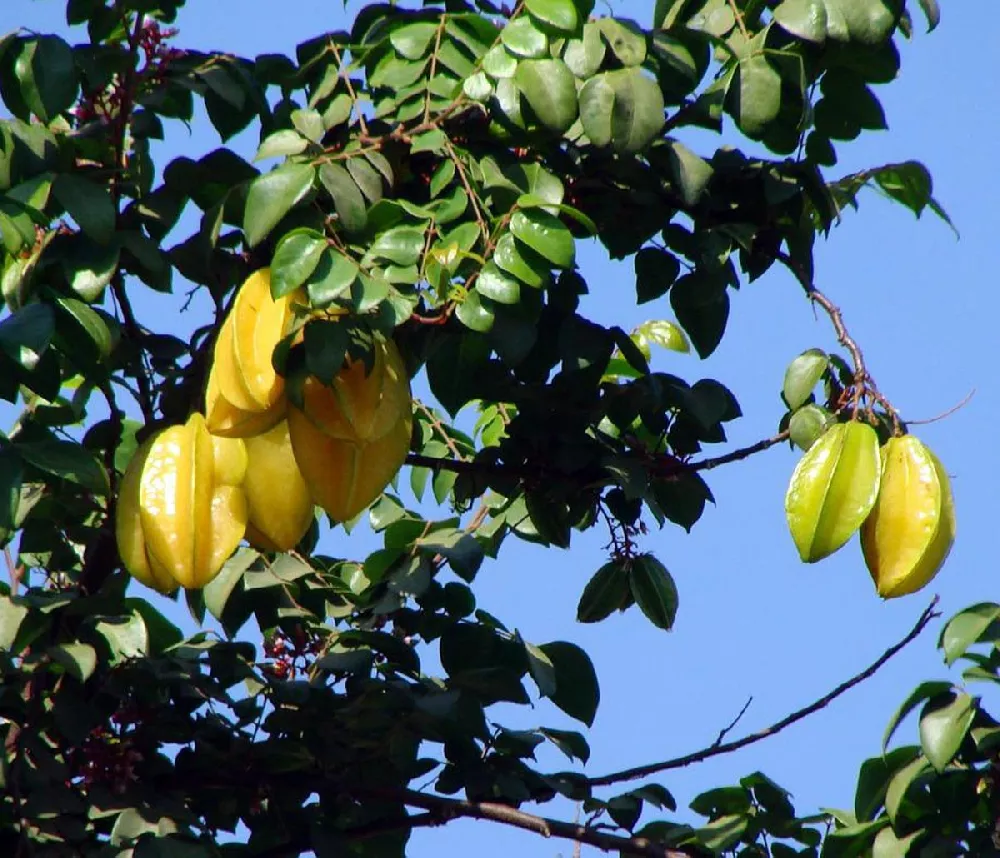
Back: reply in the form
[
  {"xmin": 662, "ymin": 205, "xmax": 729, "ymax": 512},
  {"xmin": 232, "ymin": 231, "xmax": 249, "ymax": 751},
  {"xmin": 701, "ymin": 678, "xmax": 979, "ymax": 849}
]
[{"xmin": 4, "ymin": 1, "xmax": 999, "ymax": 853}]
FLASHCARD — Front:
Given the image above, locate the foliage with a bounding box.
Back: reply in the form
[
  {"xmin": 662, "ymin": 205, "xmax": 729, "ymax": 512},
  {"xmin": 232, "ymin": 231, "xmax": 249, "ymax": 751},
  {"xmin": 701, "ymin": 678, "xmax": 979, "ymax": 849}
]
[{"xmin": 0, "ymin": 0, "xmax": 990, "ymax": 857}]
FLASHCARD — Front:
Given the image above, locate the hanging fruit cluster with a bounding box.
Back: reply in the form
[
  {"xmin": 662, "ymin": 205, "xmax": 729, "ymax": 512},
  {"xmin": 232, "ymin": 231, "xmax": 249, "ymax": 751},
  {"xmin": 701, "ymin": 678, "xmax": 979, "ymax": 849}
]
[
  {"xmin": 116, "ymin": 269, "xmax": 413, "ymax": 593},
  {"xmin": 780, "ymin": 350, "xmax": 956, "ymax": 599}
]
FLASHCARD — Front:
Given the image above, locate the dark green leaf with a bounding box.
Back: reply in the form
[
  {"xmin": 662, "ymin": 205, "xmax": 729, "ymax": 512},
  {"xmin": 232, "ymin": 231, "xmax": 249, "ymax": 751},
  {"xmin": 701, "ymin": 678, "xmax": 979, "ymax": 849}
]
[
  {"xmin": 53, "ymin": 175, "xmax": 115, "ymax": 244},
  {"xmin": 670, "ymin": 272, "xmax": 729, "ymax": 358},
  {"xmin": 306, "ymin": 249, "xmax": 359, "ymax": 306},
  {"xmin": 629, "ymin": 554, "xmax": 678, "ymax": 631},
  {"xmin": 17, "ymin": 438, "xmax": 109, "ymax": 495},
  {"xmin": 580, "ymin": 68, "xmax": 665, "ymax": 154},
  {"xmin": 0, "ymin": 303, "xmax": 54, "ymax": 368},
  {"xmin": 94, "ymin": 610, "xmax": 148, "ymax": 664},
  {"xmin": 526, "ymin": 0, "xmax": 582, "ymax": 35},
  {"xmin": 11, "ymin": 36, "xmax": 78, "ymax": 123},
  {"xmin": 540, "ymin": 640, "xmax": 600, "ymax": 726},
  {"xmin": 476, "ymin": 262, "xmax": 521, "ymax": 305},
  {"xmin": 634, "ymin": 248, "xmax": 679, "ymax": 304},
  {"xmin": 577, "ymin": 560, "xmax": 630, "ymax": 623},
  {"xmin": 48, "ymin": 642, "xmax": 97, "ymax": 682},
  {"xmin": 774, "ymin": 0, "xmax": 829, "ymax": 42},
  {"xmin": 364, "ymin": 226, "xmax": 426, "ymax": 266},
  {"xmin": 727, "ymin": 55, "xmax": 782, "ymax": 136},
  {"xmin": 319, "ymin": 162, "xmax": 367, "ymax": 234}
]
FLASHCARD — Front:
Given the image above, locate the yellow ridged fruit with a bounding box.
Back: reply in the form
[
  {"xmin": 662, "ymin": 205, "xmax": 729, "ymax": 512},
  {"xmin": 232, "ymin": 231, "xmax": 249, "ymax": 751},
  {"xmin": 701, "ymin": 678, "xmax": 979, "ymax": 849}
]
[
  {"xmin": 288, "ymin": 404, "xmax": 412, "ymax": 523},
  {"xmin": 286, "ymin": 336, "xmax": 413, "ymax": 522},
  {"xmin": 115, "ymin": 413, "xmax": 249, "ymax": 592},
  {"xmin": 785, "ymin": 421, "xmax": 881, "ymax": 563},
  {"xmin": 242, "ymin": 420, "xmax": 315, "ymax": 552},
  {"xmin": 300, "ymin": 337, "xmax": 411, "ymax": 442},
  {"xmin": 861, "ymin": 436, "xmax": 956, "ymax": 599},
  {"xmin": 204, "ymin": 268, "xmax": 299, "ymax": 438}
]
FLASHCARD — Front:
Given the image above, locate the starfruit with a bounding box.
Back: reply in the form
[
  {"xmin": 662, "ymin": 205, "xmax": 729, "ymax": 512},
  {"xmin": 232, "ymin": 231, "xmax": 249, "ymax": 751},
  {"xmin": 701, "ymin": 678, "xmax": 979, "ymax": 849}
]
[
  {"xmin": 298, "ymin": 336, "xmax": 411, "ymax": 443},
  {"xmin": 116, "ymin": 413, "xmax": 249, "ymax": 592},
  {"xmin": 861, "ymin": 436, "xmax": 956, "ymax": 599},
  {"xmin": 785, "ymin": 421, "xmax": 881, "ymax": 563},
  {"xmin": 287, "ymin": 336, "xmax": 413, "ymax": 522},
  {"xmin": 242, "ymin": 420, "xmax": 315, "ymax": 552},
  {"xmin": 204, "ymin": 268, "xmax": 299, "ymax": 438}
]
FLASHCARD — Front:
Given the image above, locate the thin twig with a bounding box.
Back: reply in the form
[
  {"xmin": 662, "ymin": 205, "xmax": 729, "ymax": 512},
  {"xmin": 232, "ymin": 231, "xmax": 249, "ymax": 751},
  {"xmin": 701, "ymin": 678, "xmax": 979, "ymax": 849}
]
[
  {"xmin": 331, "ymin": 40, "xmax": 368, "ymax": 137},
  {"xmin": 422, "ymin": 17, "xmax": 448, "ymax": 125},
  {"xmin": 712, "ymin": 697, "xmax": 753, "ymax": 748},
  {"xmin": 809, "ymin": 289, "xmax": 866, "ymax": 384},
  {"xmin": 905, "ymin": 388, "xmax": 976, "ymax": 426},
  {"xmin": 587, "ymin": 598, "xmax": 940, "ymax": 787},
  {"xmin": 686, "ymin": 431, "xmax": 789, "ymax": 473},
  {"xmin": 726, "ymin": 0, "xmax": 751, "ymax": 39}
]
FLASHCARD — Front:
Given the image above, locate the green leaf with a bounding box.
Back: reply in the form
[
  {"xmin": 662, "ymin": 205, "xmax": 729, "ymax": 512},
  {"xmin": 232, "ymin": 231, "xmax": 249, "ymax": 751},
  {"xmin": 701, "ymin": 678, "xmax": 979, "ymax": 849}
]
[
  {"xmin": 0, "ymin": 595, "xmax": 28, "ymax": 650},
  {"xmin": 670, "ymin": 272, "xmax": 729, "ymax": 358},
  {"xmin": 783, "ymin": 348, "xmax": 829, "ymax": 409},
  {"xmin": 305, "ymin": 318, "xmax": 349, "ymax": 381},
  {"xmin": 255, "ymin": 129, "xmax": 309, "ymax": 161},
  {"xmin": 427, "ymin": 331, "xmax": 490, "ymax": 416},
  {"xmin": 577, "ymin": 560, "xmax": 630, "ymax": 623},
  {"xmin": 563, "ymin": 23, "xmax": 605, "ymax": 78},
  {"xmin": 494, "ymin": 233, "xmax": 550, "ymax": 288},
  {"xmin": 916, "ymin": 0, "xmax": 940, "ymax": 32},
  {"xmin": 48, "ymin": 642, "xmax": 97, "ymax": 682},
  {"xmin": 633, "ymin": 319, "xmax": 689, "ymax": 355},
  {"xmin": 540, "ymin": 640, "xmax": 600, "ymax": 726},
  {"xmin": 306, "ymin": 249, "xmax": 358, "ymax": 306},
  {"xmin": 0, "ymin": 450, "xmax": 23, "ymax": 543},
  {"xmin": 788, "ymin": 404, "xmax": 833, "ymax": 452},
  {"xmin": 364, "ymin": 225, "xmax": 426, "ymax": 267},
  {"xmin": 94, "ymin": 610, "xmax": 148, "ymax": 665},
  {"xmin": 882, "ymin": 680, "xmax": 953, "ymax": 752},
  {"xmin": 872, "ymin": 827, "xmax": 923, "ymax": 858},
  {"xmin": 0, "ymin": 303, "xmax": 54, "ymax": 368},
  {"xmin": 774, "ymin": 0, "xmax": 829, "ymax": 42},
  {"xmin": 61, "ymin": 238, "xmax": 119, "ymax": 302},
  {"xmin": 629, "ymin": 554, "xmax": 678, "ymax": 631},
  {"xmin": 884, "ymin": 753, "xmax": 930, "ymax": 823},
  {"xmin": 455, "ymin": 290, "xmax": 495, "ymax": 333},
  {"xmin": 390, "ymin": 21, "xmax": 439, "ymax": 59},
  {"xmin": 271, "ymin": 227, "xmax": 326, "ymax": 297},
  {"xmin": 940, "ymin": 603, "xmax": 1000, "ymax": 666},
  {"xmin": 121, "ymin": 231, "xmax": 172, "ymax": 293},
  {"xmin": 634, "ymin": 248, "xmax": 679, "ymax": 304},
  {"xmin": 919, "ymin": 692, "xmax": 975, "ymax": 772},
  {"xmin": 318, "ymin": 163, "xmax": 367, "ymax": 234},
  {"xmin": 510, "ymin": 209, "xmax": 575, "ymax": 269},
  {"xmin": 660, "ymin": 139, "xmax": 713, "ymax": 206},
  {"xmin": 727, "ymin": 55, "xmax": 782, "ymax": 136},
  {"xmin": 11, "ymin": 36, "xmax": 78, "ymax": 123},
  {"xmin": 17, "ymin": 438, "xmax": 109, "ymax": 495},
  {"xmin": 54, "ymin": 296, "xmax": 114, "ymax": 363},
  {"xmin": 524, "ymin": 639, "xmax": 557, "ymax": 697},
  {"xmin": 502, "ymin": 18, "xmax": 550, "ymax": 58},
  {"xmin": 204, "ymin": 548, "xmax": 258, "ymax": 632},
  {"xmin": 53, "ymin": 174, "xmax": 115, "ymax": 244},
  {"xmin": 830, "ymin": 0, "xmax": 896, "ymax": 45},
  {"xmin": 854, "ymin": 746, "xmax": 921, "ymax": 822},
  {"xmin": 243, "ymin": 162, "xmax": 315, "ymax": 247},
  {"xmin": 596, "ymin": 18, "xmax": 647, "ymax": 66},
  {"xmin": 579, "ymin": 68, "xmax": 665, "ymax": 154},
  {"xmin": 540, "ymin": 727, "xmax": 591, "ymax": 763},
  {"xmin": 514, "ymin": 59, "xmax": 579, "ymax": 134},
  {"xmin": 476, "ymin": 262, "xmax": 521, "ymax": 305},
  {"xmin": 526, "ymin": 0, "xmax": 582, "ymax": 35}
]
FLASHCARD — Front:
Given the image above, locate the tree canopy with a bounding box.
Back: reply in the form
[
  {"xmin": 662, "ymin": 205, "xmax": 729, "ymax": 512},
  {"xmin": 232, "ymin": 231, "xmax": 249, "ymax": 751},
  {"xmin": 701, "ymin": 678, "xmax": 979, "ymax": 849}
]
[{"xmin": 1, "ymin": 1, "xmax": 998, "ymax": 857}]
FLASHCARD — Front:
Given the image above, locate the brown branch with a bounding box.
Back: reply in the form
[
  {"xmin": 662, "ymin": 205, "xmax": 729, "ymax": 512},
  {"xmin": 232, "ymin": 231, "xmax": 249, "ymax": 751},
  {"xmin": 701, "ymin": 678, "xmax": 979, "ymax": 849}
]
[
  {"xmin": 587, "ymin": 597, "xmax": 940, "ymax": 788},
  {"xmin": 422, "ymin": 17, "xmax": 447, "ymax": 125},
  {"xmin": 809, "ymin": 289, "xmax": 866, "ymax": 384},
  {"xmin": 685, "ymin": 431, "xmax": 788, "ymax": 473},
  {"xmin": 363, "ymin": 788, "xmax": 694, "ymax": 858},
  {"xmin": 330, "ymin": 40, "xmax": 368, "ymax": 138}
]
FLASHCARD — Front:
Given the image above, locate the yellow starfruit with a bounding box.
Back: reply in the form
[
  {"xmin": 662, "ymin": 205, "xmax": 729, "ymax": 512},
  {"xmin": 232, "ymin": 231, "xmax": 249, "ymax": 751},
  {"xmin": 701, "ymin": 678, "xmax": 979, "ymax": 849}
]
[
  {"xmin": 861, "ymin": 436, "xmax": 956, "ymax": 599},
  {"xmin": 785, "ymin": 421, "xmax": 881, "ymax": 563},
  {"xmin": 115, "ymin": 413, "xmax": 249, "ymax": 592},
  {"xmin": 288, "ymin": 404, "xmax": 412, "ymax": 523},
  {"xmin": 286, "ymin": 336, "xmax": 413, "ymax": 522},
  {"xmin": 204, "ymin": 268, "xmax": 300, "ymax": 438},
  {"xmin": 299, "ymin": 337, "xmax": 411, "ymax": 443},
  {"xmin": 242, "ymin": 420, "xmax": 315, "ymax": 552}
]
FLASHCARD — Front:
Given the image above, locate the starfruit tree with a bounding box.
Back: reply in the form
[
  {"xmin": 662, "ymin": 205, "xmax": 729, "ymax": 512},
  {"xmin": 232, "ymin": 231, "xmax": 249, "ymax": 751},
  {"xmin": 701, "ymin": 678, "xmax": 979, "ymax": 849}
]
[{"xmin": 2, "ymin": 0, "xmax": 997, "ymax": 856}]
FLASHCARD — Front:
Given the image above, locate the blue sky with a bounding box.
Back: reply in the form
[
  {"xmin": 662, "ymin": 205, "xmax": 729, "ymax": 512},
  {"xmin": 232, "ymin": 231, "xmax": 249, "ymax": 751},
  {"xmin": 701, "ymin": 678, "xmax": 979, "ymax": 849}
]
[{"xmin": 4, "ymin": 0, "xmax": 999, "ymax": 853}]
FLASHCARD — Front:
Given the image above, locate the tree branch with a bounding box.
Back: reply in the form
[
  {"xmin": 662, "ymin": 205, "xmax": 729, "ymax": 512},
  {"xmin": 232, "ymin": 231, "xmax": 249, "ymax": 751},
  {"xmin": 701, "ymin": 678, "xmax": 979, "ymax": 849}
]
[
  {"xmin": 588, "ymin": 597, "xmax": 940, "ymax": 788},
  {"xmin": 359, "ymin": 788, "xmax": 696, "ymax": 858}
]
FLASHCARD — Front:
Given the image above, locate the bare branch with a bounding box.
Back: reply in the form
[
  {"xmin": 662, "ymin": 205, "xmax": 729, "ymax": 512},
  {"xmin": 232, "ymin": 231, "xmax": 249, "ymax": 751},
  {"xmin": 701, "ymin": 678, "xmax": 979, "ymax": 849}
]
[
  {"xmin": 588, "ymin": 597, "xmax": 940, "ymax": 788},
  {"xmin": 712, "ymin": 697, "xmax": 753, "ymax": 748}
]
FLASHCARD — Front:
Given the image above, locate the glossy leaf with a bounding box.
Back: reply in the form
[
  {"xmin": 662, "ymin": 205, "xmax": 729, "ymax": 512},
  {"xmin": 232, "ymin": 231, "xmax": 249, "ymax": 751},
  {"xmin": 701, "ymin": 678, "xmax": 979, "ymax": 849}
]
[
  {"xmin": 783, "ymin": 348, "xmax": 829, "ymax": 409},
  {"xmin": 940, "ymin": 603, "xmax": 1000, "ymax": 666},
  {"xmin": 579, "ymin": 68, "xmax": 665, "ymax": 153},
  {"xmin": 271, "ymin": 227, "xmax": 326, "ymax": 297},
  {"xmin": 243, "ymin": 162, "xmax": 315, "ymax": 247},
  {"xmin": 510, "ymin": 208, "xmax": 575, "ymax": 269},
  {"xmin": 514, "ymin": 59, "xmax": 578, "ymax": 133},
  {"xmin": 919, "ymin": 691, "xmax": 975, "ymax": 772}
]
